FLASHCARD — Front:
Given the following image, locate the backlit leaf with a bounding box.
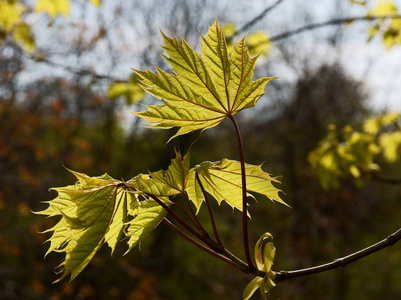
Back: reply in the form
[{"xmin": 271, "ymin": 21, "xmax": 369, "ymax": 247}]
[
  {"xmin": 133, "ymin": 150, "xmax": 190, "ymax": 196},
  {"xmin": 186, "ymin": 159, "xmax": 286, "ymax": 213},
  {"xmin": 132, "ymin": 19, "xmax": 276, "ymax": 141},
  {"xmin": 36, "ymin": 169, "xmax": 138, "ymax": 281},
  {"xmin": 125, "ymin": 198, "xmax": 169, "ymax": 252}
]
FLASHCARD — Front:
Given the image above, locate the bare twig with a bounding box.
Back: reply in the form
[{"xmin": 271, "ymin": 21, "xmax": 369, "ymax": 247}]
[
  {"xmin": 24, "ymin": 52, "xmax": 128, "ymax": 82},
  {"xmin": 231, "ymin": 0, "xmax": 286, "ymax": 37},
  {"xmin": 371, "ymin": 174, "xmax": 401, "ymax": 185},
  {"xmin": 270, "ymin": 14, "xmax": 401, "ymax": 42},
  {"xmin": 273, "ymin": 227, "xmax": 401, "ymax": 282}
]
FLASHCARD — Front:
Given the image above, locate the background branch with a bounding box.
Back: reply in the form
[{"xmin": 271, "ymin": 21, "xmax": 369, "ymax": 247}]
[{"xmin": 271, "ymin": 15, "xmax": 401, "ymax": 42}]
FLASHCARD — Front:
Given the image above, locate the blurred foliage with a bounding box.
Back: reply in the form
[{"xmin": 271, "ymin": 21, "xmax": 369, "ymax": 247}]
[
  {"xmin": 108, "ymin": 74, "xmax": 145, "ymax": 105},
  {"xmin": 309, "ymin": 112, "xmax": 400, "ymax": 190},
  {"xmin": 367, "ymin": 1, "xmax": 401, "ymax": 48},
  {"xmin": 222, "ymin": 22, "xmax": 272, "ymax": 57}
]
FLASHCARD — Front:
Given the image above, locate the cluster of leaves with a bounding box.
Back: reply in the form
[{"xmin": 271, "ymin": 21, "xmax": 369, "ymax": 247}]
[
  {"xmin": 38, "ymin": 20, "xmax": 287, "ymax": 299},
  {"xmin": 309, "ymin": 111, "xmax": 401, "ymax": 189}
]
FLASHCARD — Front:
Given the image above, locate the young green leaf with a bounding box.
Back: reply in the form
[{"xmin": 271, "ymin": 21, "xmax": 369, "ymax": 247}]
[
  {"xmin": 125, "ymin": 198, "xmax": 170, "ymax": 253},
  {"xmin": 186, "ymin": 159, "xmax": 287, "ymax": 213},
  {"xmin": 132, "ymin": 19, "xmax": 276, "ymax": 141},
  {"xmin": 243, "ymin": 233, "xmax": 276, "ymax": 300}
]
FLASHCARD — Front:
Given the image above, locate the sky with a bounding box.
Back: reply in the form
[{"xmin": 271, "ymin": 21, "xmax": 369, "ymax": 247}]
[{"xmin": 17, "ymin": 0, "xmax": 401, "ymax": 113}]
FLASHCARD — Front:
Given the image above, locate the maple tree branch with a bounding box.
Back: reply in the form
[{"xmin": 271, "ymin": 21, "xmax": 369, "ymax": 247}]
[
  {"xmin": 24, "ymin": 52, "xmax": 128, "ymax": 83},
  {"xmin": 195, "ymin": 173, "xmax": 224, "ymax": 248},
  {"xmin": 270, "ymin": 14, "xmax": 401, "ymax": 42},
  {"xmin": 273, "ymin": 227, "xmax": 401, "ymax": 282},
  {"xmin": 228, "ymin": 115, "xmax": 256, "ymax": 272}
]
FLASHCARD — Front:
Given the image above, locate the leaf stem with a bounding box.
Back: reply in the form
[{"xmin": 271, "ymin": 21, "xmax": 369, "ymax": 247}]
[
  {"xmin": 171, "ymin": 200, "xmax": 206, "ymax": 235},
  {"xmin": 273, "ymin": 227, "xmax": 401, "ymax": 282},
  {"xmin": 228, "ymin": 115, "xmax": 256, "ymax": 272},
  {"xmin": 147, "ymin": 194, "xmax": 219, "ymax": 250},
  {"xmin": 195, "ymin": 173, "xmax": 224, "ymax": 249},
  {"xmin": 182, "ymin": 191, "xmax": 211, "ymax": 238},
  {"xmin": 163, "ymin": 218, "xmax": 245, "ymax": 271}
]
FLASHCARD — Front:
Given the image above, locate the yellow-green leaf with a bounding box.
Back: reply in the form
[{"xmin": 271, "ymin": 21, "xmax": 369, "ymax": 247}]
[
  {"xmin": 132, "ymin": 19, "xmax": 276, "ymax": 141},
  {"xmin": 36, "ymin": 170, "xmax": 134, "ymax": 281},
  {"xmin": 380, "ymin": 131, "xmax": 401, "ymax": 162},
  {"xmin": 88, "ymin": 0, "xmax": 101, "ymax": 7},
  {"xmin": 125, "ymin": 198, "xmax": 169, "ymax": 252},
  {"xmin": 368, "ymin": 1, "xmax": 398, "ymax": 17},
  {"xmin": 12, "ymin": 23, "xmax": 36, "ymax": 51},
  {"xmin": 247, "ymin": 31, "xmax": 271, "ymax": 56},
  {"xmin": 186, "ymin": 159, "xmax": 287, "ymax": 213},
  {"xmin": 108, "ymin": 75, "xmax": 146, "ymax": 105},
  {"xmin": 133, "ymin": 150, "xmax": 190, "ymax": 196},
  {"xmin": 244, "ymin": 232, "xmax": 276, "ymax": 299},
  {"xmin": 0, "ymin": 0, "xmax": 24, "ymax": 32},
  {"xmin": 35, "ymin": 0, "xmax": 70, "ymax": 17}
]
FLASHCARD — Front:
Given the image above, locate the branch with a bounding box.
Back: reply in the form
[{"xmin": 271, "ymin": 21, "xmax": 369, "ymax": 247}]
[
  {"xmin": 231, "ymin": 0, "xmax": 286, "ymax": 37},
  {"xmin": 270, "ymin": 14, "xmax": 401, "ymax": 42},
  {"xmin": 371, "ymin": 174, "xmax": 401, "ymax": 185},
  {"xmin": 274, "ymin": 227, "xmax": 401, "ymax": 282},
  {"xmin": 24, "ymin": 52, "xmax": 128, "ymax": 82}
]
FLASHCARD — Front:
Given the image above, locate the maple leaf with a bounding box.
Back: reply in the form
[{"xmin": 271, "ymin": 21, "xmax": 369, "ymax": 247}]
[
  {"xmin": 185, "ymin": 159, "xmax": 287, "ymax": 213},
  {"xmin": 132, "ymin": 19, "xmax": 276, "ymax": 141},
  {"xmin": 36, "ymin": 169, "xmax": 167, "ymax": 282},
  {"xmin": 132, "ymin": 149, "xmax": 190, "ymax": 196}
]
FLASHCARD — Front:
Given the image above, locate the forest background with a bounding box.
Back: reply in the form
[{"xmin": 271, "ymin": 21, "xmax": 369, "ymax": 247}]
[{"xmin": 1, "ymin": 0, "xmax": 401, "ymax": 299}]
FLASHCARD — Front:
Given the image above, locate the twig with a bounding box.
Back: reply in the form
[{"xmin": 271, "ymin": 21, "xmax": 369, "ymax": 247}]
[
  {"xmin": 371, "ymin": 174, "xmax": 401, "ymax": 185},
  {"xmin": 231, "ymin": 0, "xmax": 286, "ymax": 37},
  {"xmin": 24, "ymin": 52, "xmax": 128, "ymax": 82},
  {"xmin": 270, "ymin": 15, "xmax": 401, "ymax": 42},
  {"xmin": 274, "ymin": 227, "xmax": 401, "ymax": 282}
]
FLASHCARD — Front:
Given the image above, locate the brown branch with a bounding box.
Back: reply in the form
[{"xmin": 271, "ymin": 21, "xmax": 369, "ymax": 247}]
[
  {"xmin": 24, "ymin": 52, "xmax": 128, "ymax": 82},
  {"xmin": 273, "ymin": 227, "xmax": 401, "ymax": 282},
  {"xmin": 231, "ymin": 0, "xmax": 286, "ymax": 38},
  {"xmin": 270, "ymin": 14, "xmax": 401, "ymax": 42},
  {"xmin": 371, "ymin": 174, "xmax": 401, "ymax": 185}
]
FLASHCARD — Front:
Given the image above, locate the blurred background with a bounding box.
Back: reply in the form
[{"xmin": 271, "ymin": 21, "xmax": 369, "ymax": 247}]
[{"xmin": 1, "ymin": 0, "xmax": 401, "ymax": 299}]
